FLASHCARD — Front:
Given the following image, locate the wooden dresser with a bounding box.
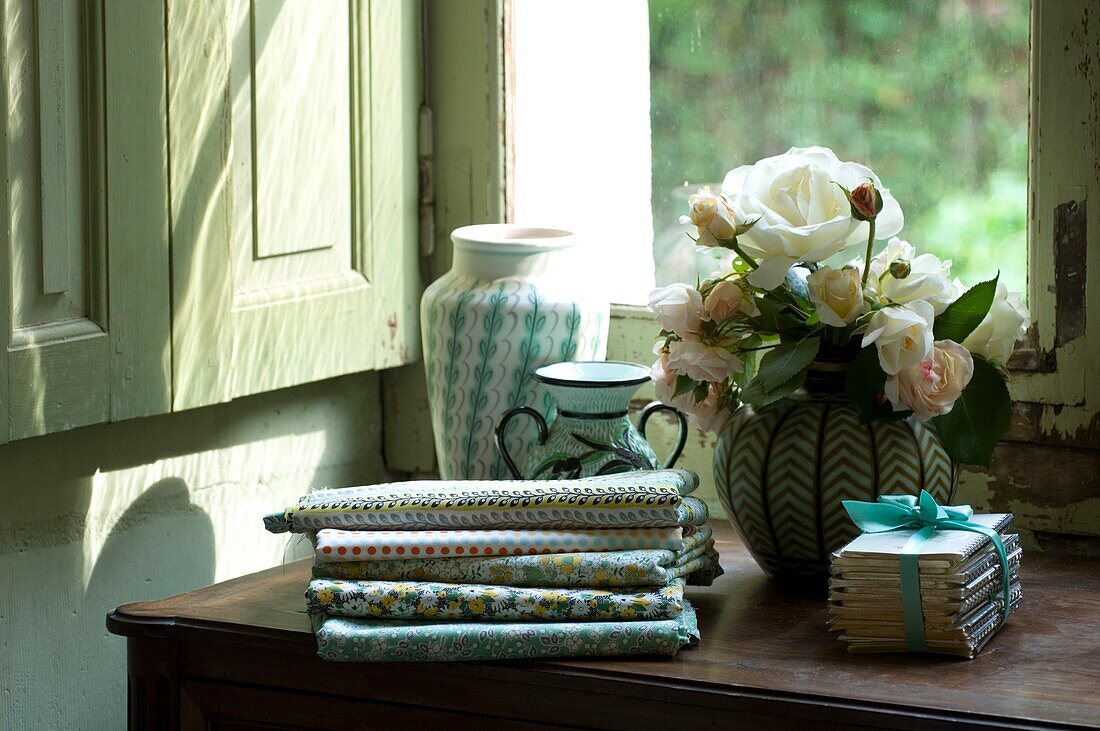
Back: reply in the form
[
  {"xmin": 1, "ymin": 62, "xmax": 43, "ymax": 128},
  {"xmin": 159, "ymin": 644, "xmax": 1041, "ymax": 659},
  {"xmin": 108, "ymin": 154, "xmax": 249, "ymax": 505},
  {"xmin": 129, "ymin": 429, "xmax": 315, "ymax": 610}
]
[{"xmin": 107, "ymin": 525, "xmax": 1100, "ymax": 729}]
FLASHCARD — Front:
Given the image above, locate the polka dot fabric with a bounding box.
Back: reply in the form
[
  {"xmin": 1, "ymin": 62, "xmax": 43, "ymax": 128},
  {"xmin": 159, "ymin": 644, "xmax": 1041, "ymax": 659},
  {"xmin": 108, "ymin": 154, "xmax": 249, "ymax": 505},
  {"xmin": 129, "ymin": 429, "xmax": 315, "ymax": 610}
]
[{"xmin": 312, "ymin": 527, "xmax": 685, "ymax": 563}]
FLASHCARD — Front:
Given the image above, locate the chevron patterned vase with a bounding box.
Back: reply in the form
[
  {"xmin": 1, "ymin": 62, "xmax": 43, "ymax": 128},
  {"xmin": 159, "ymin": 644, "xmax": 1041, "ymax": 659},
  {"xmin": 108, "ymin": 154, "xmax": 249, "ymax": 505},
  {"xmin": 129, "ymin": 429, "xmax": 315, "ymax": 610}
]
[{"xmin": 713, "ymin": 386, "xmax": 956, "ymax": 586}]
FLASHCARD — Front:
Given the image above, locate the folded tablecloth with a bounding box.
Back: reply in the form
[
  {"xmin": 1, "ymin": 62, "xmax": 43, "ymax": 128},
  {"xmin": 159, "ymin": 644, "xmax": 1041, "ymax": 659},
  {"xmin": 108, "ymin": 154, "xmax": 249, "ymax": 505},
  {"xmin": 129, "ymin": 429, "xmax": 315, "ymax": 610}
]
[
  {"xmin": 311, "ymin": 601, "xmax": 699, "ymax": 662},
  {"xmin": 307, "ymin": 577, "xmax": 685, "ymax": 621},
  {"xmin": 265, "ymin": 470, "xmax": 700, "ymax": 534},
  {"xmin": 313, "ymin": 526, "xmax": 687, "ymax": 563},
  {"xmin": 312, "ymin": 526, "xmax": 718, "ymax": 587}
]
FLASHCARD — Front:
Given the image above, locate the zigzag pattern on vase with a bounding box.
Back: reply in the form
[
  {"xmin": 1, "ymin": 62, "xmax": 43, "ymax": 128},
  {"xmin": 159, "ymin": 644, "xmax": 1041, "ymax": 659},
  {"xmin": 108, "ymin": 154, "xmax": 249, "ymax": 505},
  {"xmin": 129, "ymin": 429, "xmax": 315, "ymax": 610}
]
[
  {"xmin": 872, "ymin": 420, "xmax": 923, "ymax": 496},
  {"xmin": 765, "ymin": 402, "xmax": 823, "ymax": 562},
  {"xmin": 818, "ymin": 405, "xmax": 875, "ymax": 556},
  {"xmin": 717, "ymin": 403, "xmax": 792, "ymax": 557},
  {"xmin": 912, "ymin": 418, "xmax": 955, "ymax": 502},
  {"xmin": 712, "ymin": 415, "xmax": 756, "ymax": 547}
]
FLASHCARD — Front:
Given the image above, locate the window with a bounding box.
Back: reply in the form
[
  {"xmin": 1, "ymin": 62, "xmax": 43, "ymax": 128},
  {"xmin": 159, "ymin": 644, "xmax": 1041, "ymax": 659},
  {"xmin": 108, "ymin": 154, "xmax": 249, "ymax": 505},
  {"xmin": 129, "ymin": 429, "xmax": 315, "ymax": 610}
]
[{"xmin": 510, "ymin": 0, "xmax": 1029, "ymax": 303}]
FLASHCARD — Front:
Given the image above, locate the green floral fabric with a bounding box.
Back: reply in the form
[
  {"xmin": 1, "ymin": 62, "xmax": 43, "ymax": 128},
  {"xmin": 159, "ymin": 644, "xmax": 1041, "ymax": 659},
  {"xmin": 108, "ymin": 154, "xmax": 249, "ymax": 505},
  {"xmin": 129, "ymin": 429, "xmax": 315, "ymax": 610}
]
[
  {"xmin": 266, "ymin": 470, "xmax": 700, "ymax": 534},
  {"xmin": 311, "ymin": 601, "xmax": 699, "ymax": 662},
  {"xmin": 307, "ymin": 577, "xmax": 685, "ymax": 621},
  {"xmin": 312, "ymin": 528, "xmax": 720, "ymax": 588}
]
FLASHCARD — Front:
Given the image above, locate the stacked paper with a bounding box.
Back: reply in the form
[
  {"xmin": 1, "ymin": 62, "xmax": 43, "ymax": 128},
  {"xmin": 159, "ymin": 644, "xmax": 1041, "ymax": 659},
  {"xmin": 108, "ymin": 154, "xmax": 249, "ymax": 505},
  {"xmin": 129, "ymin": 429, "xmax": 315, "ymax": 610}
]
[{"xmin": 828, "ymin": 513, "xmax": 1021, "ymax": 658}]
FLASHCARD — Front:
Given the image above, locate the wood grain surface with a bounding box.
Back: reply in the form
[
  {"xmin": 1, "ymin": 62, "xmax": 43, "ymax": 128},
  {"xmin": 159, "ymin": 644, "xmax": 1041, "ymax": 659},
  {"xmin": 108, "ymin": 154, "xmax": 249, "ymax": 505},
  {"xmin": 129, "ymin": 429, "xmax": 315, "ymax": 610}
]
[{"xmin": 109, "ymin": 524, "xmax": 1100, "ymax": 729}]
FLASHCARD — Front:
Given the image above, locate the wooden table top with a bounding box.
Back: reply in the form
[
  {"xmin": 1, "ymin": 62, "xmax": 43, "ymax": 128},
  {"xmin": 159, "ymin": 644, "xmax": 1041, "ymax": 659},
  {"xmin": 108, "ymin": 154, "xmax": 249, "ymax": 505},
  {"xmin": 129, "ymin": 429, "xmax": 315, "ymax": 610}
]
[{"xmin": 109, "ymin": 524, "xmax": 1100, "ymax": 729}]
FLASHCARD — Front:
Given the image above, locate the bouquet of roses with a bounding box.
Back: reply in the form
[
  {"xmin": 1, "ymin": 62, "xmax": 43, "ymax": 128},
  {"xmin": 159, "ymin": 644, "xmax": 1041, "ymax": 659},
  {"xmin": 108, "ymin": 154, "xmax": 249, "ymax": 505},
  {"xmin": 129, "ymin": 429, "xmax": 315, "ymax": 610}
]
[{"xmin": 649, "ymin": 147, "xmax": 1027, "ymax": 466}]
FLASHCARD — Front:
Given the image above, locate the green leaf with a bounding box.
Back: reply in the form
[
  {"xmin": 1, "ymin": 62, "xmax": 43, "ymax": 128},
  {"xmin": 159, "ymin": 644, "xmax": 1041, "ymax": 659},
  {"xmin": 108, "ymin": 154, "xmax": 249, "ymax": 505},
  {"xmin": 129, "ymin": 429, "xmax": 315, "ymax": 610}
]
[
  {"xmin": 672, "ymin": 375, "xmax": 695, "ymax": 399},
  {"xmin": 844, "ymin": 345, "xmax": 910, "ymax": 422},
  {"xmin": 741, "ymin": 367, "xmax": 808, "ymax": 408},
  {"xmin": 934, "ymin": 274, "xmax": 999, "ymax": 343},
  {"xmin": 740, "ymin": 338, "xmax": 819, "ymax": 407},
  {"xmin": 930, "ymin": 355, "xmax": 1013, "ymax": 466}
]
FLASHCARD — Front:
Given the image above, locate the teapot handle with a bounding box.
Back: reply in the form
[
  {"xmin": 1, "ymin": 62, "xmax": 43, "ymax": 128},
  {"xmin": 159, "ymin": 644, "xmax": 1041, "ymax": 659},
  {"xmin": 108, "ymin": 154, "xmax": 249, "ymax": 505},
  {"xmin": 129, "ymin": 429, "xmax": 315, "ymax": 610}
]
[
  {"xmin": 637, "ymin": 401, "xmax": 688, "ymax": 469},
  {"xmin": 494, "ymin": 407, "xmax": 549, "ymax": 479}
]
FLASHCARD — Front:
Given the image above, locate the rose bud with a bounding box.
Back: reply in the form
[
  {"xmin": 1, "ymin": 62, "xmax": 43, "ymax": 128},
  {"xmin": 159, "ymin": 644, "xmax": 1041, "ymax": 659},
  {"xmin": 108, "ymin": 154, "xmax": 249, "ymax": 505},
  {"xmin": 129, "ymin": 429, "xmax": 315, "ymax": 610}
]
[
  {"xmin": 849, "ymin": 181, "xmax": 880, "ymax": 221},
  {"xmin": 888, "ymin": 259, "xmax": 912, "ymax": 280}
]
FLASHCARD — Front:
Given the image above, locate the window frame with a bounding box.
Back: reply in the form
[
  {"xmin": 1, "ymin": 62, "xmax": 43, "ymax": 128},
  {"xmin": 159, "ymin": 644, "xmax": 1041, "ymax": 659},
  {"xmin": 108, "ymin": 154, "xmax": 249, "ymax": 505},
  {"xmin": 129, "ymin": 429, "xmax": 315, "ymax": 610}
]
[{"xmin": 388, "ymin": 1, "xmax": 1100, "ymax": 541}]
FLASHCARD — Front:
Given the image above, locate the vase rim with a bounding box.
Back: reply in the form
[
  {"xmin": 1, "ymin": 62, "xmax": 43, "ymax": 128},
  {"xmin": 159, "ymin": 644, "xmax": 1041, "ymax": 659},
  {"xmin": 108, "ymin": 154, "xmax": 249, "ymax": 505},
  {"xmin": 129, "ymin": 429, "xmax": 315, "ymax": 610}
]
[
  {"xmin": 451, "ymin": 224, "xmax": 574, "ymax": 254},
  {"xmin": 533, "ymin": 360, "xmax": 651, "ymax": 388}
]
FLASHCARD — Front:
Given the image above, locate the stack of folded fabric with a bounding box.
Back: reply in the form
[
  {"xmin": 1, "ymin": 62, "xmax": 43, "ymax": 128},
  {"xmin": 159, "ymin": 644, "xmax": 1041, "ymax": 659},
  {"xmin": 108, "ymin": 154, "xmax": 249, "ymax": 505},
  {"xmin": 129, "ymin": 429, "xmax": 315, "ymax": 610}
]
[
  {"xmin": 264, "ymin": 469, "xmax": 722, "ymax": 662},
  {"xmin": 828, "ymin": 501, "xmax": 1021, "ymax": 659}
]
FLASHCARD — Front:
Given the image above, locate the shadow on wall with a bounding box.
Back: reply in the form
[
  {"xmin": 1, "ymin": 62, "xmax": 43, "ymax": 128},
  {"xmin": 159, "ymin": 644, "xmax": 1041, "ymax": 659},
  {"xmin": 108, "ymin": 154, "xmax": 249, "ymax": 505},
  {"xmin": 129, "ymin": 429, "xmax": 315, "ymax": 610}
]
[{"xmin": 0, "ymin": 370, "xmax": 386, "ymax": 729}]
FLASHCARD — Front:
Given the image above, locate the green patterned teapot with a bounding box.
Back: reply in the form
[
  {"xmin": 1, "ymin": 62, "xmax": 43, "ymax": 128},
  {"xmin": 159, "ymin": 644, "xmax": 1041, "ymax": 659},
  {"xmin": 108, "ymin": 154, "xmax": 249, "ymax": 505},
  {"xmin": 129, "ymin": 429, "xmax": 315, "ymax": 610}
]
[{"xmin": 494, "ymin": 361, "xmax": 687, "ymax": 479}]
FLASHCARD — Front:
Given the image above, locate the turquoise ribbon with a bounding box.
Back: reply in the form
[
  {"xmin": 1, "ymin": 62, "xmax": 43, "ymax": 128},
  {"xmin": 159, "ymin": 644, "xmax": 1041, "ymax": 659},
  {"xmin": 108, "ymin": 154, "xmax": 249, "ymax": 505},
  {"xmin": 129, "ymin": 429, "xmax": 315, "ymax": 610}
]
[{"xmin": 842, "ymin": 491, "xmax": 1011, "ymax": 652}]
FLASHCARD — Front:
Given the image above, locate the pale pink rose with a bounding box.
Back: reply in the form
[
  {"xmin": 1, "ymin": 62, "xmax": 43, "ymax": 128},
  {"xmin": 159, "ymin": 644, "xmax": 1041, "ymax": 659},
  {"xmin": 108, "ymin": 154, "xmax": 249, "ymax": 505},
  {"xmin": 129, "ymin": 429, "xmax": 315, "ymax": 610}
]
[
  {"xmin": 861, "ymin": 300, "xmax": 935, "ymax": 375},
  {"xmin": 884, "ymin": 340, "xmax": 974, "ymax": 421},
  {"xmin": 650, "ymin": 350, "xmax": 695, "ymax": 411},
  {"xmin": 647, "ymin": 283, "xmax": 703, "ymax": 338},
  {"xmin": 703, "ymin": 280, "xmax": 760, "ymax": 321},
  {"xmin": 666, "ymin": 338, "xmax": 743, "ymax": 383},
  {"xmin": 850, "ymin": 181, "xmax": 879, "ymax": 219},
  {"xmin": 807, "ymin": 265, "xmax": 864, "ymax": 326},
  {"xmin": 685, "ymin": 383, "xmax": 732, "ymax": 434}
]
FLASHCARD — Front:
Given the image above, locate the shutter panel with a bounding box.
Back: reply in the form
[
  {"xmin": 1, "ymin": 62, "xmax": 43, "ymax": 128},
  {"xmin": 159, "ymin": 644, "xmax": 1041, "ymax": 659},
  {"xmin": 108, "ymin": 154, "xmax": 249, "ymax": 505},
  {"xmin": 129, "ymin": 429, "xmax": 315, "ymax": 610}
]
[
  {"xmin": 0, "ymin": 0, "xmax": 171, "ymax": 443},
  {"xmin": 167, "ymin": 0, "xmax": 421, "ymax": 410}
]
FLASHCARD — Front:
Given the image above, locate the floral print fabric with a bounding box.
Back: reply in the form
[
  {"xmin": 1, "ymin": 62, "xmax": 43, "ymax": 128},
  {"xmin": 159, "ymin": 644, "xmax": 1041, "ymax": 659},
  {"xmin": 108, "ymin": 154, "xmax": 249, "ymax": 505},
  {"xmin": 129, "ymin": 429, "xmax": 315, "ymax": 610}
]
[
  {"xmin": 306, "ymin": 577, "xmax": 686, "ymax": 622},
  {"xmin": 313, "ymin": 526, "xmax": 687, "ymax": 563},
  {"xmin": 310, "ymin": 601, "xmax": 699, "ymax": 662},
  {"xmin": 265, "ymin": 470, "xmax": 700, "ymax": 534},
  {"xmin": 312, "ymin": 527, "xmax": 719, "ymax": 588}
]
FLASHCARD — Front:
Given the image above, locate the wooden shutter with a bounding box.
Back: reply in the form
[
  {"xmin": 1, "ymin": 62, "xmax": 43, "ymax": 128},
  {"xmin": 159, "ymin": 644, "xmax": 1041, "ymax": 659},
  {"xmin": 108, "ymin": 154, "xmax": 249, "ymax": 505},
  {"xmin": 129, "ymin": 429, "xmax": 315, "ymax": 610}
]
[
  {"xmin": 0, "ymin": 0, "xmax": 171, "ymax": 443},
  {"xmin": 167, "ymin": 0, "xmax": 421, "ymax": 411}
]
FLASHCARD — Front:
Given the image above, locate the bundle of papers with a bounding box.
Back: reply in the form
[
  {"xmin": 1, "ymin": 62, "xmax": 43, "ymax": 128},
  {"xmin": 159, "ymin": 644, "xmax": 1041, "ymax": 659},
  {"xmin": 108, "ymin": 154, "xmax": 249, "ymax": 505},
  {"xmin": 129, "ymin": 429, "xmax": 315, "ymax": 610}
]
[
  {"xmin": 828, "ymin": 513, "xmax": 1020, "ymax": 658},
  {"xmin": 265, "ymin": 469, "xmax": 720, "ymax": 662}
]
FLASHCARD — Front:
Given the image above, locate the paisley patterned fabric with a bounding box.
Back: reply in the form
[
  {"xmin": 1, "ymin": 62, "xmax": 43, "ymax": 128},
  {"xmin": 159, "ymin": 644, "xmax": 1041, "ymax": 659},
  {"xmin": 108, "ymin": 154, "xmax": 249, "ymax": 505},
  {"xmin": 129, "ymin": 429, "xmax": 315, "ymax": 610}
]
[
  {"xmin": 265, "ymin": 470, "xmax": 700, "ymax": 534},
  {"xmin": 312, "ymin": 527, "xmax": 719, "ymax": 588},
  {"xmin": 311, "ymin": 601, "xmax": 699, "ymax": 662},
  {"xmin": 313, "ymin": 527, "xmax": 687, "ymax": 563},
  {"xmin": 306, "ymin": 578, "xmax": 685, "ymax": 621}
]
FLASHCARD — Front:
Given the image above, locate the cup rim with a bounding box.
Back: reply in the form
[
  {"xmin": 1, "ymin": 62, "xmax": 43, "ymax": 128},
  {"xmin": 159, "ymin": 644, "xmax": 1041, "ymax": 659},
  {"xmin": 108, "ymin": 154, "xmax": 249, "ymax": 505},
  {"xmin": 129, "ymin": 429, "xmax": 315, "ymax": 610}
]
[{"xmin": 533, "ymin": 360, "xmax": 652, "ymax": 388}]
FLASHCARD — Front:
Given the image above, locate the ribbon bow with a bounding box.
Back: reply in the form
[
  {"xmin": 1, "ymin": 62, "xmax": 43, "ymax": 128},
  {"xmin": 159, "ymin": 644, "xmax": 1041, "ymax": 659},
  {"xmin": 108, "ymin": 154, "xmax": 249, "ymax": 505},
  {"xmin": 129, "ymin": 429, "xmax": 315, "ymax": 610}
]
[{"xmin": 842, "ymin": 491, "xmax": 1011, "ymax": 652}]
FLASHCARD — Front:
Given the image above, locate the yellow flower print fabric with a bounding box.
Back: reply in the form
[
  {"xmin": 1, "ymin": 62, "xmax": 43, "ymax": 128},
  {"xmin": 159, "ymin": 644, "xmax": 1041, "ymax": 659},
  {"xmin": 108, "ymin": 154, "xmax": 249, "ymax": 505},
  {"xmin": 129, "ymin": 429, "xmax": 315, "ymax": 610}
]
[{"xmin": 306, "ymin": 578, "xmax": 687, "ymax": 622}]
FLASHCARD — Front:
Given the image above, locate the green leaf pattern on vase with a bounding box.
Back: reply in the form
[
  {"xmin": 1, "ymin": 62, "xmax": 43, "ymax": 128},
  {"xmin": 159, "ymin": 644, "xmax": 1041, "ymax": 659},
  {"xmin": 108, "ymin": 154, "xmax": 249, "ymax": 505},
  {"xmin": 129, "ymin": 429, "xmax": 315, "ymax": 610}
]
[{"xmin": 421, "ymin": 226, "xmax": 609, "ymax": 480}]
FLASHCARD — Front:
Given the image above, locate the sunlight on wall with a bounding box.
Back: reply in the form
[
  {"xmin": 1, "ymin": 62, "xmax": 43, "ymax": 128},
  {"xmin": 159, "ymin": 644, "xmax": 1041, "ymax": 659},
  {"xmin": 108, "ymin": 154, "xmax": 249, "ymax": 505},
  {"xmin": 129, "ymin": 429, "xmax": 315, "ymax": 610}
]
[
  {"xmin": 511, "ymin": 0, "xmax": 655, "ymax": 303},
  {"xmin": 81, "ymin": 428, "xmax": 329, "ymax": 589}
]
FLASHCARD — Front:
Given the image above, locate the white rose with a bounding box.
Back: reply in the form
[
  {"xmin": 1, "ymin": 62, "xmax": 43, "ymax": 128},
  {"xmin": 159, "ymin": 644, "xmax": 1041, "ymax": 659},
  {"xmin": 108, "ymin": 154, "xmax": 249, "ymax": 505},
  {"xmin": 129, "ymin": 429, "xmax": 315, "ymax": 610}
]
[
  {"xmin": 866, "ymin": 237, "xmax": 956, "ymax": 314},
  {"xmin": 685, "ymin": 383, "xmax": 732, "ymax": 434},
  {"xmin": 885, "ymin": 340, "xmax": 975, "ymax": 421},
  {"xmin": 807, "ymin": 266, "xmax": 864, "ymax": 326},
  {"xmin": 963, "ymin": 282, "xmax": 1029, "ymax": 364},
  {"xmin": 650, "ymin": 350, "xmax": 694, "ymax": 411},
  {"xmin": 703, "ymin": 279, "xmax": 760, "ymax": 321},
  {"xmin": 721, "ymin": 146, "xmax": 903, "ymax": 290},
  {"xmin": 679, "ymin": 187, "xmax": 738, "ymax": 247},
  {"xmin": 647, "ymin": 283, "xmax": 703, "ymax": 337},
  {"xmin": 666, "ymin": 338, "xmax": 743, "ymax": 383},
  {"xmin": 861, "ymin": 300, "xmax": 935, "ymax": 375}
]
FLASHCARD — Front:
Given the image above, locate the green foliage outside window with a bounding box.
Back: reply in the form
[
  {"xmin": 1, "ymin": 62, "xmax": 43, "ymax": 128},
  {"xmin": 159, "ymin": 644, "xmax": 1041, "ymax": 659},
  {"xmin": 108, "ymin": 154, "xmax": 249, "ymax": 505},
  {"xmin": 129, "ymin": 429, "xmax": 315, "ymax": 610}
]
[{"xmin": 649, "ymin": 0, "xmax": 1029, "ymax": 297}]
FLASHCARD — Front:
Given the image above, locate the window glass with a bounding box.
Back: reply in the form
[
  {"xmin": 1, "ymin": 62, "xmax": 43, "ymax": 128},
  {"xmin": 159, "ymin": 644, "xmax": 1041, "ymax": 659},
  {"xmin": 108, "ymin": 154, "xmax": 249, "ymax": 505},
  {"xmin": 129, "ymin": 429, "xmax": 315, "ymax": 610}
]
[{"xmin": 650, "ymin": 0, "xmax": 1030, "ymax": 297}]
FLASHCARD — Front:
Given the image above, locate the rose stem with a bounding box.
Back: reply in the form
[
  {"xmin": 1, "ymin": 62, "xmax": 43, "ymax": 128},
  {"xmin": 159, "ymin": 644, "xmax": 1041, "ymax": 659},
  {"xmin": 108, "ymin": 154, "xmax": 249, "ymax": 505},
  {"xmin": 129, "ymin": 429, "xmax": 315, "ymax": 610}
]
[{"xmin": 860, "ymin": 218, "xmax": 876, "ymax": 288}]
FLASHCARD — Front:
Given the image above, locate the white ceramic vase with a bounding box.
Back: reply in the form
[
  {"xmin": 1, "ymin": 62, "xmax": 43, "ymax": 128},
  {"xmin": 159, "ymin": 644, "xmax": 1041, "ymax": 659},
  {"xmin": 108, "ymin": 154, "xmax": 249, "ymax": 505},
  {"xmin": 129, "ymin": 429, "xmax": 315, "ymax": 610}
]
[{"xmin": 420, "ymin": 225, "xmax": 610, "ymax": 479}]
